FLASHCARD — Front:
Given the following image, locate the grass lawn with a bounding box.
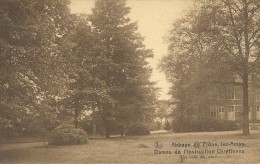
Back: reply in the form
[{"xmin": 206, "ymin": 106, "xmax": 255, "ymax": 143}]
[{"xmin": 0, "ymin": 130, "xmax": 260, "ymax": 164}]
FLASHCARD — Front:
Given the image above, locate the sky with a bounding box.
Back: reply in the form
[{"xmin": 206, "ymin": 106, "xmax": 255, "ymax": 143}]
[{"xmin": 70, "ymin": 0, "xmax": 193, "ymax": 100}]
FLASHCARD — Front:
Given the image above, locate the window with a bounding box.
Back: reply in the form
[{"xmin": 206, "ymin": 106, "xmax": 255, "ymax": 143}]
[
  {"xmin": 228, "ymin": 106, "xmax": 234, "ymax": 112},
  {"xmin": 218, "ymin": 107, "xmax": 224, "ymax": 112},
  {"xmin": 227, "ymin": 106, "xmax": 235, "ymax": 120},
  {"xmin": 217, "ymin": 106, "xmax": 225, "ymax": 119},
  {"xmin": 257, "ymin": 106, "xmax": 260, "ymax": 112},
  {"xmin": 210, "ymin": 107, "xmax": 217, "ymax": 118},
  {"xmin": 226, "ymin": 86, "xmax": 235, "ymax": 99},
  {"xmin": 211, "ymin": 112, "xmax": 216, "ymax": 118},
  {"xmin": 257, "ymin": 92, "xmax": 260, "ymax": 102},
  {"xmin": 256, "ymin": 106, "xmax": 260, "ymax": 121},
  {"xmin": 234, "ymin": 86, "xmax": 242, "ymax": 100},
  {"xmin": 234, "ymin": 106, "xmax": 242, "ymax": 120}
]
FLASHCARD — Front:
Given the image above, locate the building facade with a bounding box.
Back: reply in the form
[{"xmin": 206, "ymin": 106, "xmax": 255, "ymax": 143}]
[{"xmin": 209, "ymin": 84, "xmax": 260, "ymax": 123}]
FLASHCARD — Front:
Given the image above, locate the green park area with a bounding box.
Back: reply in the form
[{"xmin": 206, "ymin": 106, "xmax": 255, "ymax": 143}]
[{"xmin": 1, "ymin": 130, "xmax": 260, "ymax": 164}]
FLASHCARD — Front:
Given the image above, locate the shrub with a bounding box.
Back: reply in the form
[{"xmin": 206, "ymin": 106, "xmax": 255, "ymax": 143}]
[
  {"xmin": 172, "ymin": 118, "xmax": 237, "ymax": 133},
  {"xmin": 164, "ymin": 120, "xmax": 171, "ymax": 131},
  {"xmin": 147, "ymin": 121, "xmax": 161, "ymax": 131},
  {"xmin": 125, "ymin": 124, "xmax": 150, "ymax": 136},
  {"xmin": 49, "ymin": 127, "xmax": 88, "ymax": 145}
]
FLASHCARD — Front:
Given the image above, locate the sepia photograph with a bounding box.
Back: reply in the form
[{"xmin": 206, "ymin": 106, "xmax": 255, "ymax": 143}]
[{"xmin": 0, "ymin": 0, "xmax": 259, "ymax": 163}]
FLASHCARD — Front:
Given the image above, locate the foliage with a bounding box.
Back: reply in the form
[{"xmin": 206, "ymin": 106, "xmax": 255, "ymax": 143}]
[
  {"xmin": 0, "ymin": 0, "xmax": 72, "ymax": 138},
  {"xmin": 192, "ymin": 0, "xmax": 259, "ymax": 136},
  {"xmin": 145, "ymin": 121, "xmax": 161, "ymax": 131},
  {"xmin": 49, "ymin": 126, "xmax": 88, "ymax": 145},
  {"xmin": 59, "ymin": 13, "xmax": 109, "ymax": 128},
  {"xmin": 125, "ymin": 124, "xmax": 150, "ymax": 136},
  {"xmin": 164, "ymin": 120, "xmax": 171, "ymax": 131},
  {"xmin": 89, "ymin": 0, "xmax": 158, "ymax": 137},
  {"xmin": 159, "ymin": 0, "xmax": 260, "ymax": 135},
  {"xmin": 0, "ymin": 0, "xmax": 159, "ymax": 139},
  {"xmin": 172, "ymin": 118, "xmax": 237, "ymax": 133}
]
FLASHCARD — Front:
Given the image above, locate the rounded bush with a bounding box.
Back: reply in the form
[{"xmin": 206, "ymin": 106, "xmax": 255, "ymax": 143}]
[
  {"xmin": 125, "ymin": 124, "xmax": 150, "ymax": 136},
  {"xmin": 49, "ymin": 128, "xmax": 88, "ymax": 145}
]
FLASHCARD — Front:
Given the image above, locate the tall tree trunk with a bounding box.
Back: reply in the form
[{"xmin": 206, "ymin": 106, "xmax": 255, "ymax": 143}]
[
  {"xmin": 180, "ymin": 110, "xmax": 183, "ymax": 133},
  {"xmin": 242, "ymin": 0, "xmax": 250, "ymax": 136},
  {"xmin": 75, "ymin": 107, "xmax": 79, "ymax": 129},
  {"xmin": 92, "ymin": 109, "xmax": 97, "ymax": 135},
  {"xmin": 105, "ymin": 120, "xmax": 110, "ymax": 138},
  {"xmin": 120, "ymin": 125, "xmax": 124, "ymax": 137},
  {"xmin": 93, "ymin": 122, "xmax": 97, "ymax": 135},
  {"xmin": 242, "ymin": 71, "xmax": 250, "ymax": 136}
]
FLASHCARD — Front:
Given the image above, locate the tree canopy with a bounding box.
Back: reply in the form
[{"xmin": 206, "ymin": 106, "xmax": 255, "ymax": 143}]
[
  {"xmin": 0, "ymin": 0, "xmax": 158, "ymax": 138},
  {"xmin": 89, "ymin": 0, "xmax": 157, "ymax": 137},
  {"xmin": 160, "ymin": 0, "xmax": 259, "ymax": 135}
]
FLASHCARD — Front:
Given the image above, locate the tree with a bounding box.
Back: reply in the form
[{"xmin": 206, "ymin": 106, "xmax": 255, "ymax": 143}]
[
  {"xmin": 0, "ymin": 0, "xmax": 72, "ymax": 137},
  {"xmin": 89, "ymin": 0, "xmax": 157, "ymax": 137},
  {"xmin": 160, "ymin": 0, "xmax": 259, "ymax": 135},
  {"xmin": 164, "ymin": 120, "xmax": 171, "ymax": 131},
  {"xmin": 59, "ymin": 13, "xmax": 115, "ymax": 129},
  {"xmin": 155, "ymin": 100, "xmax": 170, "ymax": 129},
  {"xmin": 159, "ymin": 7, "xmax": 231, "ymax": 132},
  {"xmin": 195, "ymin": 0, "xmax": 259, "ymax": 136}
]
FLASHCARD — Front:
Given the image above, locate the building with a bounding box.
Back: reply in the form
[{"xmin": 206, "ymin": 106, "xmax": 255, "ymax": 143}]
[
  {"xmin": 209, "ymin": 86, "xmax": 260, "ymax": 123},
  {"xmin": 208, "ymin": 70, "xmax": 260, "ymax": 123}
]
